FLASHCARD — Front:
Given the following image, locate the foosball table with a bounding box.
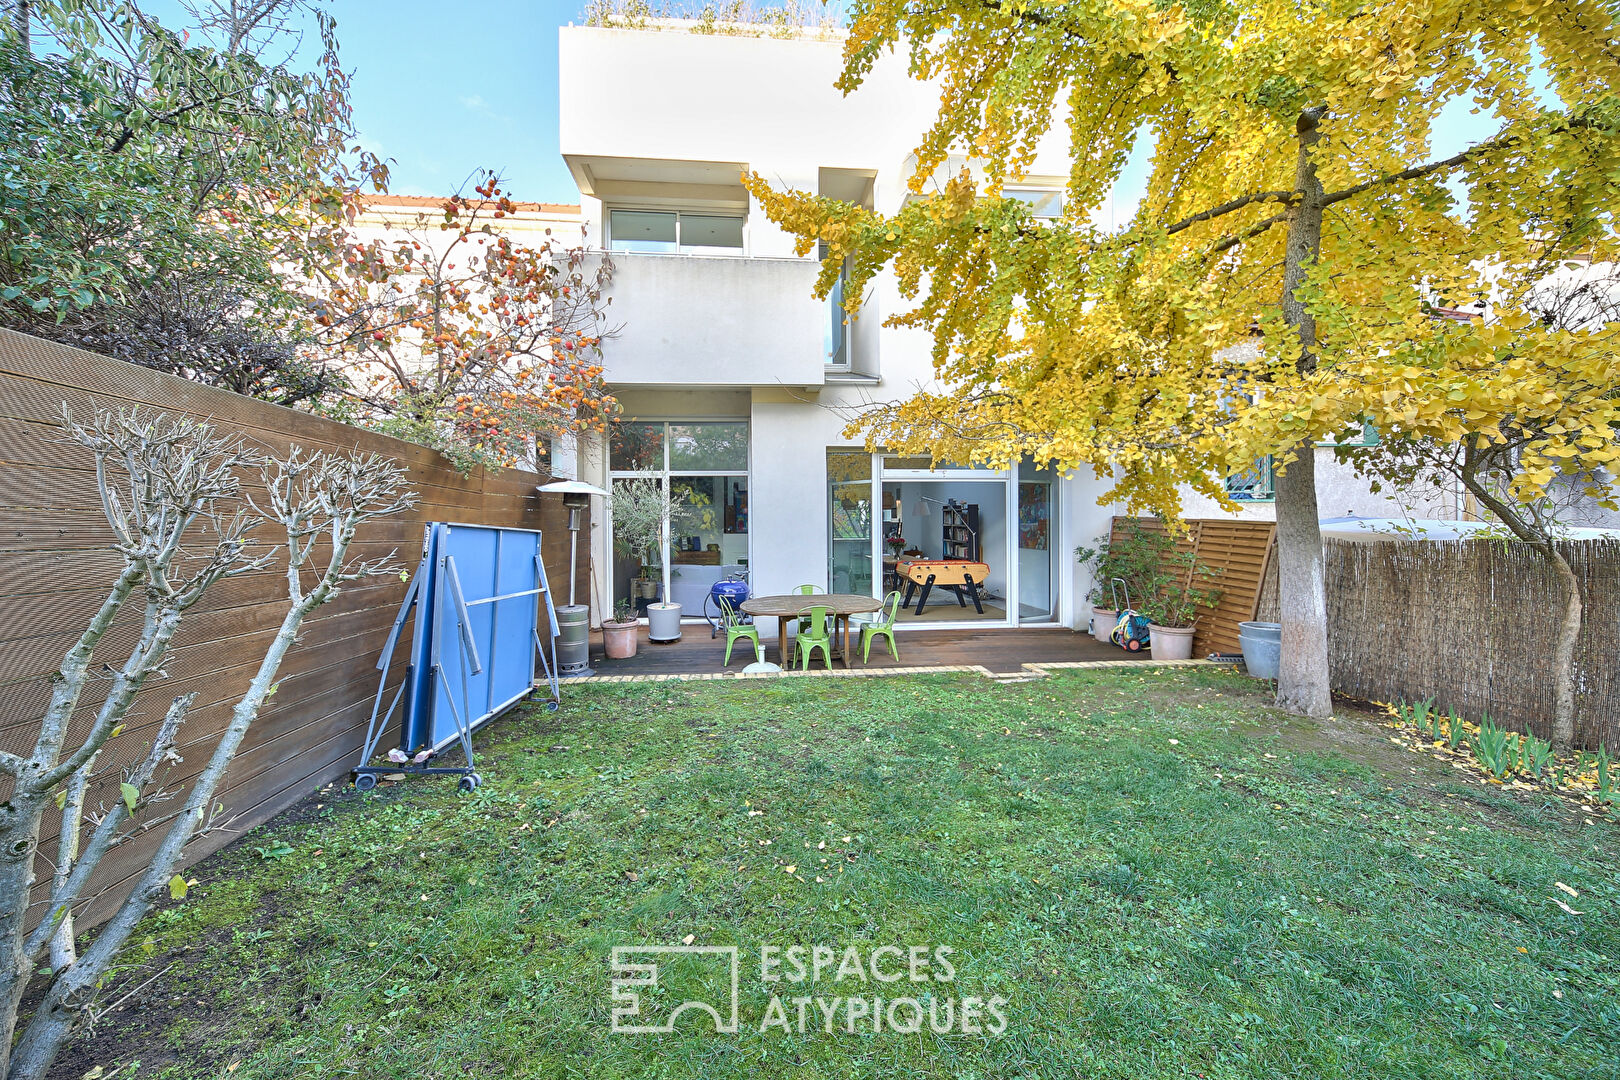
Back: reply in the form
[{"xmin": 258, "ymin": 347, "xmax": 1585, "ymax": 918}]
[{"xmin": 895, "ymin": 557, "xmax": 991, "ymax": 616}]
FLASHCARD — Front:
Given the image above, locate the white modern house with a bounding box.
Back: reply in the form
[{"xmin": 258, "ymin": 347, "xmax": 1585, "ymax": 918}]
[{"xmin": 552, "ymin": 21, "xmax": 1471, "ymax": 635}]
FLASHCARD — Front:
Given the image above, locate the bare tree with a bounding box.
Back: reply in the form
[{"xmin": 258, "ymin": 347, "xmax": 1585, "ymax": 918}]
[{"xmin": 0, "ymin": 408, "xmax": 414, "ymax": 1080}]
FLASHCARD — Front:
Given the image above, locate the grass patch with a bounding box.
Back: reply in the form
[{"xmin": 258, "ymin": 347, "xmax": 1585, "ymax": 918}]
[{"xmin": 65, "ymin": 668, "xmax": 1620, "ymax": 1079}]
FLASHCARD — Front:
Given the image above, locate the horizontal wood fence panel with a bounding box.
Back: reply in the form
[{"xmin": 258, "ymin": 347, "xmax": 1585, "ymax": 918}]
[
  {"xmin": 0, "ymin": 329, "xmax": 588, "ymax": 930},
  {"xmin": 1110, "ymin": 517, "xmax": 1276, "ymax": 656}
]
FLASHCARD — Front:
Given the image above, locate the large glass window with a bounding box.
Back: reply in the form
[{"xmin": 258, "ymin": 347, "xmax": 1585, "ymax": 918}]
[
  {"xmin": 1017, "ymin": 459, "xmax": 1057, "ymax": 621},
  {"xmin": 610, "ymin": 421, "xmax": 665, "ymax": 472},
  {"xmin": 608, "ymin": 209, "xmax": 745, "ymax": 254},
  {"xmin": 822, "ymin": 245, "xmax": 852, "ymax": 369},
  {"xmin": 669, "ymin": 422, "xmax": 748, "ymax": 471},
  {"xmin": 1006, "ymin": 188, "xmax": 1064, "ymax": 219},
  {"xmin": 607, "ymin": 210, "xmax": 678, "ymax": 252},
  {"xmin": 609, "ymin": 421, "xmax": 749, "ymax": 616},
  {"xmin": 679, "ymin": 215, "xmax": 745, "ymax": 253}
]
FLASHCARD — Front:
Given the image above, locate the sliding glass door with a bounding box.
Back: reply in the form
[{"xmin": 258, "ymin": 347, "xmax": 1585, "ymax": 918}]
[
  {"xmin": 829, "ymin": 454, "xmax": 1060, "ymax": 628},
  {"xmin": 610, "ymin": 420, "xmax": 749, "ymax": 617}
]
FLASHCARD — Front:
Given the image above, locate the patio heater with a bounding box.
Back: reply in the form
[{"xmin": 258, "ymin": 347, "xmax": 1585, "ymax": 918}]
[{"xmin": 537, "ymin": 479, "xmax": 609, "ymax": 678}]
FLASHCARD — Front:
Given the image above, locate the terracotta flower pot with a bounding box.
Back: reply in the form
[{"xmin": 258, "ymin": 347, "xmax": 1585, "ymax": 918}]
[
  {"xmin": 602, "ymin": 620, "xmax": 639, "ymax": 659},
  {"xmin": 1147, "ymin": 623, "xmax": 1196, "ymax": 660},
  {"xmin": 1091, "ymin": 608, "xmax": 1118, "ymax": 644}
]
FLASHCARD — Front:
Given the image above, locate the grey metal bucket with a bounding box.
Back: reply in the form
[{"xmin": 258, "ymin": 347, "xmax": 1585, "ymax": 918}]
[
  {"xmin": 555, "ymin": 603, "xmax": 592, "ymax": 677},
  {"xmin": 1238, "ymin": 621, "xmax": 1282, "ymax": 680}
]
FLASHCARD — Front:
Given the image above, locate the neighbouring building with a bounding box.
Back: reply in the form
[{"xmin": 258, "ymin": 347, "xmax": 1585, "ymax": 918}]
[{"xmin": 550, "ymin": 21, "xmax": 1469, "ymax": 634}]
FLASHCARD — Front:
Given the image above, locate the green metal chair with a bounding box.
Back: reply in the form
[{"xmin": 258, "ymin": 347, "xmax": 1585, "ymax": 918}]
[
  {"xmin": 796, "ymin": 605, "xmax": 833, "ymax": 670},
  {"xmin": 793, "ymin": 583, "xmax": 823, "ymax": 635},
  {"xmin": 717, "ymin": 594, "xmax": 762, "ymax": 667},
  {"xmin": 860, "ymin": 590, "xmax": 903, "ymax": 663}
]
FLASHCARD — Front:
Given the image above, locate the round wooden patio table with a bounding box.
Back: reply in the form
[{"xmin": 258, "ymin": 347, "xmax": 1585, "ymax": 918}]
[{"xmin": 742, "ymin": 593, "xmax": 882, "ymax": 668}]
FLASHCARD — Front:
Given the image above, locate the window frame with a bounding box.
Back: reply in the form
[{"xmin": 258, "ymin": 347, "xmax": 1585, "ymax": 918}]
[
  {"xmin": 1004, "ymin": 187, "xmax": 1065, "ymax": 219},
  {"xmin": 1225, "ymin": 455, "xmax": 1277, "ymax": 503},
  {"xmin": 605, "ymin": 207, "xmax": 748, "ymax": 256}
]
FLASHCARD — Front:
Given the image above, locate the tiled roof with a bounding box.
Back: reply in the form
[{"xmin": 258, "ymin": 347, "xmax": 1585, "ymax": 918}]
[{"xmin": 360, "ymin": 194, "xmax": 580, "ymax": 215}]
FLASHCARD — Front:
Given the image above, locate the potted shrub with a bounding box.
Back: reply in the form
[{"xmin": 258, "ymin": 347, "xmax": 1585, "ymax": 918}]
[
  {"xmin": 602, "ymin": 600, "xmax": 639, "ymax": 660},
  {"xmin": 1140, "ymin": 551, "xmax": 1222, "ymax": 661},
  {"xmin": 1076, "ymin": 520, "xmax": 1170, "ymax": 644},
  {"xmin": 610, "ymin": 477, "xmax": 691, "ymax": 643}
]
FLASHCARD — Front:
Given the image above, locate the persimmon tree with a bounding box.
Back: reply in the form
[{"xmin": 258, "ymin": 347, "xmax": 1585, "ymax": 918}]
[
  {"xmin": 308, "ymin": 173, "xmax": 617, "ymax": 471},
  {"xmin": 745, "ymin": 0, "xmax": 1620, "ymax": 717}
]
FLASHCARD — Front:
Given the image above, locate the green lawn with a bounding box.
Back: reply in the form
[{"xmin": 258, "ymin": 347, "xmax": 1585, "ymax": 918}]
[{"xmin": 82, "ymin": 668, "xmax": 1619, "ymax": 1079}]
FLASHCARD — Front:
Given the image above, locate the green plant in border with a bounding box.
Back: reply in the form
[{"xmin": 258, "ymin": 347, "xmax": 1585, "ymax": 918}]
[
  {"xmin": 1598, "ymin": 747, "xmax": 1617, "ymax": 805},
  {"xmin": 1522, "ymin": 734, "xmax": 1554, "ymax": 781},
  {"xmin": 1469, "ymin": 720, "xmax": 1514, "ymax": 780},
  {"xmin": 1444, "ymin": 708, "xmax": 1467, "ymax": 750},
  {"xmin": 1075, "ymin": 518, "xmax": 1175, "ymax": 609},
  {"xmin": 1407, "ymin": 699, "xmax": 1438, "ymax": 739}
]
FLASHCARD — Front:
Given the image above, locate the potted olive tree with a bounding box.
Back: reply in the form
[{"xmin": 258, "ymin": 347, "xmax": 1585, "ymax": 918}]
[
  {"xmin": 611, "ymin": 477, "xmax": 689, "ymax": 643},
  {"xmin": 1141, "ymin": 550, "xmax": 1222, "ymax": 661}
]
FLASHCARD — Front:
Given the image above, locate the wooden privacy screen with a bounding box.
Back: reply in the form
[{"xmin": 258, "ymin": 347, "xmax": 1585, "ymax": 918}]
[
  {"xmin": 1108, "ymin": 516, "xmax": 1277, "ymax": 656},
  {"xmin": 0, "ymin": 330, "xmax": 586, "ymax": 926}
]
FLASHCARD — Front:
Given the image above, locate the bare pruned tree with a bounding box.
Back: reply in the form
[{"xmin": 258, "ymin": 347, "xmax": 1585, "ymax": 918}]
[{"xmin": 0, "ymin": 408, "xmax": 415, "ymax": 1080}]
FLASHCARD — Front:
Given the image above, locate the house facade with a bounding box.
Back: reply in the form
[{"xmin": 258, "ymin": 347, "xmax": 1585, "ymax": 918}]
[{"xmin": 554, "ymin": 22, "xmax": 1461, "ymax": 634}]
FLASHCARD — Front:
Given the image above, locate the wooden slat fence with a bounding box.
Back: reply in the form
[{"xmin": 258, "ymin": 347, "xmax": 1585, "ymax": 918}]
[
  {"xmin": 1108, "ymin": 516, "xmax": 1277, "ymax": 656},
  {"xmin": 0, "ymin": 330, "xmax": 587, "ymax": 926}
]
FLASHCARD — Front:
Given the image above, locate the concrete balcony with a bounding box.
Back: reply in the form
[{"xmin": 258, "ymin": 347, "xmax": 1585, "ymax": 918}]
[{"xmin": 590, "ymin": 253, "xmax": 828, "ymax": 388}]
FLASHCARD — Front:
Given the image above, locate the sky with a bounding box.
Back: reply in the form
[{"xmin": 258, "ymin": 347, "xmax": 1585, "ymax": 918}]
[
  {"xmin": 145, "ymin": 1, "xmax": 1555, "ymax": 216},
  {"xmin": 336, "ymin": 0, "xmax": 585, "ymax": 201}
]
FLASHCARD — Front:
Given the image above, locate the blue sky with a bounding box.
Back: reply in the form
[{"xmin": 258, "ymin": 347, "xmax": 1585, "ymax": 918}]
[
  {"xmin": 335, "ymin": 0, "xmax": 585, "ymax": 201},
  {"xmin": 147, "ymin": 2, "xmax": 1553, "ymax": 212}
]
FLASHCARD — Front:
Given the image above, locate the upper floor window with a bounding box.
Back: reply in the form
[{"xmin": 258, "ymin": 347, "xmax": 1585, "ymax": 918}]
[
  {"xmin": 1226, "ymin": 456, "xmax": 1276, "ymax": 502},
  {"xmin": 608, "ymin": 209, "xmax": 745, "ymax": 255},
  {"xmin": 1005, "ymin": 188, "xmax": 1064, "ymax": 219},
  {"xmin": 821, "ymin": 243, "xmax": 852, "ymax": 369}
]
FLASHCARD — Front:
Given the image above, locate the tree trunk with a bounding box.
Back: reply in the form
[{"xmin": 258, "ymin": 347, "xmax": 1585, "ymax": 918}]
[
  {"xmin": 1548, "ymin": 548, "xmax": 1582, "ymax": 750},
  {"xmin": 1459, "ymin": 462, "xmax": 1583, "ymax": 750},
  {"xmin": 1274, "ymin": 444, "xmax": 1333, "ymax": 716},
  {"xmin": 6, "ymin": 600, "xmax": 318, "ymax": 1080},
  {"xmin": 1273, "ymin": 106, "xmax": 1334, "ymax": 718}
]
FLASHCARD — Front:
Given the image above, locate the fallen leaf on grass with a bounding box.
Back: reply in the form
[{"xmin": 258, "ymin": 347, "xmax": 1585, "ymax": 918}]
[
  {"xmin": 1552, "ymin": 897, "xmax": 1584, "ymax": 915},
  {"xmin": 1556, "ymin": 881, "xmax": 1579, "ymax": 898},
  {"xmin": 783, "ymin": 865, "xmax": 796, "ymax": 875}
]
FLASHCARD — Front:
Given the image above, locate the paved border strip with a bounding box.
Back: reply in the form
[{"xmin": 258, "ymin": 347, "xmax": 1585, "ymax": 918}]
[{"xmin": 567, "ymin": 658, "xmax": 1216, "ymax": 686}]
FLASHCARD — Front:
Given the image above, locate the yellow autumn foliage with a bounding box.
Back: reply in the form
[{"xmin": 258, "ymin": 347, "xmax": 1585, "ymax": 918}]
[{"xmin": 744, "ymin": 0, "xmax": 1620, "ymax": 519}]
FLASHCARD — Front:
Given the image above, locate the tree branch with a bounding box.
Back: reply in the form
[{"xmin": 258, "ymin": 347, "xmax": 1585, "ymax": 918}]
[{"xmin": 1164, "ymin": 191, "xmax": 1296, "ymax": 236}]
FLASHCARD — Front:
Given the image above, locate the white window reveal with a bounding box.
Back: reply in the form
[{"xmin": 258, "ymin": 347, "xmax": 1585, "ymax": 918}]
[
  {"xmin": 1005, "ymin": 189, "xmax": 1064, "ymax": 219},
  {"xmin": 608, "ymin": 209, "xmax": 745, "ymax": 254}
]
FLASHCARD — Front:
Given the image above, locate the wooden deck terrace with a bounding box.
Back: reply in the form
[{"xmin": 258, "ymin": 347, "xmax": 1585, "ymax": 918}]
[{"xmin": 580, "ymin": 624, "xmax": 1152, "ymax": 679}]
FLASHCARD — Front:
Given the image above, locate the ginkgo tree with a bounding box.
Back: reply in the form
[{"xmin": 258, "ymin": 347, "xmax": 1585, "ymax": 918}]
[
  {"xmin": 745, "ymin": 0, "xmax": 1620, "ymax": 717},
  {"xmin": 1342, "ymin": 261, "xmax": 1620, "ymax": 748}
]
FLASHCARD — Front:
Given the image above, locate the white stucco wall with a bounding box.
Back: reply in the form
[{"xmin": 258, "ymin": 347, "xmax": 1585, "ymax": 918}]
[{"xmin": 557, "ymin": 23, "xmax": 1468, "ymax": 634}]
